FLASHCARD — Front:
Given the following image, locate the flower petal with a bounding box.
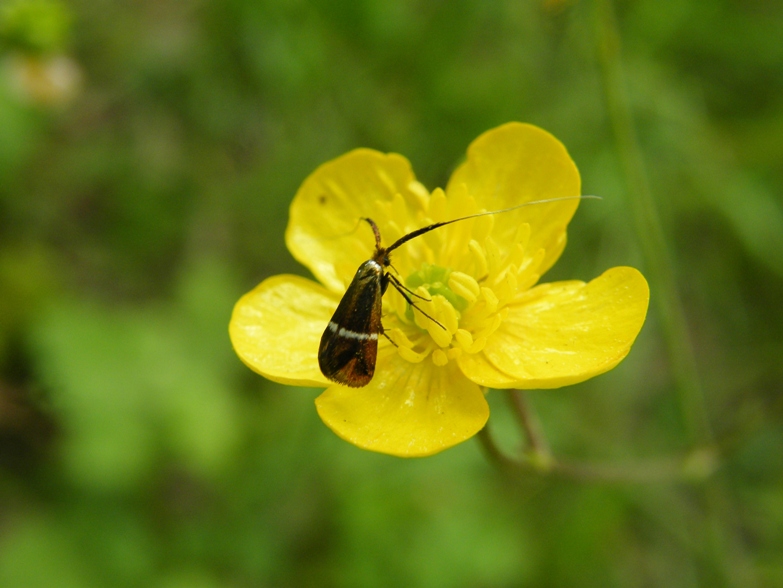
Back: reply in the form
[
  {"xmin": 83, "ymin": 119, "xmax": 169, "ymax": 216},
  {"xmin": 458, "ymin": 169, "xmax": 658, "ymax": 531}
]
[
  {"xmin": 315, "ymin": 347, "xmax": 489, "ymax": 457},
  {"xmin": 445, "ymin": 122, "xmax": 581, "ymax": 276},
  {"xmin": 458, "ymin": 267, "xmax": 649, "ymax": 389},
  {"xmin": 286, "ymin": 149, "xmax": 429, "ymax": 293},
  {"xmin": 229, "ymin": 275, "xmax": 335, "ymax": 387}
]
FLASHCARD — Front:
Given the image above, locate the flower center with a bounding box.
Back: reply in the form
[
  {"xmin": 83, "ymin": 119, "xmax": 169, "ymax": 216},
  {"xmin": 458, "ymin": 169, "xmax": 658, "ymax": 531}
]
[
  {"xmin": 380, "ymin": 191, "xmax": 547, "ymax": 369},
  {"xmin": 405, "ymin": 263, "xmax": 469, "ymax": 314},
  {"xmin": 386, "ymin": 261, "xmax": 511, "ymax": 368}
]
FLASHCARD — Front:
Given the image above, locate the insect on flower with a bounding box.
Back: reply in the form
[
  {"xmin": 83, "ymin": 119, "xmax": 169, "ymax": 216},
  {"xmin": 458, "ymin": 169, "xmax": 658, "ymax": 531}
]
[
  {"xmin": 230, "ymin": 122, "xmax": 650, "ymax": 457},
  {"xmin": 318, "ymin": 195, "xmax": 599, "ymax": 387}
]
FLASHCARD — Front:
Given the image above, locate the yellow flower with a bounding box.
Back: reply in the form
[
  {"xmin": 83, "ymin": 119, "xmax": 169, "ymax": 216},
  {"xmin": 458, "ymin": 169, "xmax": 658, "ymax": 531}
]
[{"xmin": 230, "ymin": 123, "xmax": 649, "ymax": 457}]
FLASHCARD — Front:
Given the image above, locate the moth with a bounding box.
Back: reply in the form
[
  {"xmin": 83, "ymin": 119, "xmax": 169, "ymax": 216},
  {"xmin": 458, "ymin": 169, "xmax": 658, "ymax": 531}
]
[{"xmin": 317, "ymin": 195, "xmax": 596, "ymax": 387}]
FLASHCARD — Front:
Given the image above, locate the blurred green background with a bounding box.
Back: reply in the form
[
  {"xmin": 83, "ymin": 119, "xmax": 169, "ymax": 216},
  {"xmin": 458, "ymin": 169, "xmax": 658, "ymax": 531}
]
[{"xmin": 1, "ymin": 0, "xmax": 782, "ymax": 586}]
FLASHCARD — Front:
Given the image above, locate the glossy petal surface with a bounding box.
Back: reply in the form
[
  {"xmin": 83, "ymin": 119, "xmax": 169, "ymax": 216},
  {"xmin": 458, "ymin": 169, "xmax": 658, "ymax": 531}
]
[
  {"xmin": 316, "ymin": 347, "xmax": 489, "ymax": 457},
  {"xmin": 229, "ymin": 275, "xmax": 335, "ymax": 387},
  {"xmin": 286, "ymin": 149, "xmax": 428, "ymax": 293},
  {"xmin": 458, "ymin": 267, "xmax": 649, "ymax": 389},
  {"xmin": 231, "ymin": 122, "xmax": 650, "ymax": 457},
  {"xmin": 446, "ymin": 122, "xmax": 581, "ymax": 276}
]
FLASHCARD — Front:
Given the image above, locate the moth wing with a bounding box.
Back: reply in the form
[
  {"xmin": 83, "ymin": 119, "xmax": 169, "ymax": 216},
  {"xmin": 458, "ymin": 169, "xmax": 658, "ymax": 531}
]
[{"xmin": 318, "ymin": 265, "xmax": 383, "ymax": 387}]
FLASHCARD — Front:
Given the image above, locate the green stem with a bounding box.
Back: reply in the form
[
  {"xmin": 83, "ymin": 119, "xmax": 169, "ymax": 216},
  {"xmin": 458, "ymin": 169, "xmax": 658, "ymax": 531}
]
[
  {"xmin": 505, "ymin": 389, "xmax": 552, "ymax": 465},
  {"xmin": 477, "ymin": 423, "xmax": 717, "ymax": 484},
  {"xmin": 476, "ymin": 426, "xmax": 519, "ymax": 470},
  {"xmin": 594, "ymin": 0, "xmax": 712, "ymax": 446},
  {"xmin": 592, "ymin": 3, "xmax": 753, "ymax": 585}
]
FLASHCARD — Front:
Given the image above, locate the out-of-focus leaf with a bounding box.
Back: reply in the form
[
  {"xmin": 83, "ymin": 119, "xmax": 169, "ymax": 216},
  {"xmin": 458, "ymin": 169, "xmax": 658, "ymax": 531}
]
[
  {"xmin": 711, "ymin": 176, "xmax": 783, "ymax": 279},
  {"xmin": 0, "ymin": 0, "xmax": 72, "ymax": 54},
  {"xmin": 29, "ymin": 259, "xmax": 243, "ymax": 489},
  {"xmin": 0, "ymin": 514, "xmax": 95, "ymax": 588}
]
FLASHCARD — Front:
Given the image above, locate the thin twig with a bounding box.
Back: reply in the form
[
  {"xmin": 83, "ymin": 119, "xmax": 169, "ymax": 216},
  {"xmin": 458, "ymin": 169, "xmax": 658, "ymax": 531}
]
[
  {"xmin": 477, "ymin": 424, "xmax": 718, "ymax": 484},
  {"xmin": 551, "ymin": 454, "xmax": 706, "ymax": 484}
]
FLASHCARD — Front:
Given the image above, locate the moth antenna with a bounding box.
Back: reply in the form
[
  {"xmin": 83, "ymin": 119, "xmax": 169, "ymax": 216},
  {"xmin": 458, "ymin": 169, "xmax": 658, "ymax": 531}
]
[
  {"xmin": 386, "ymin": 195, "xmax": 600, "ymax": 254},
  {"xmin": 361, "ymin": 217, "xmax": 383, "ymax": 251}
]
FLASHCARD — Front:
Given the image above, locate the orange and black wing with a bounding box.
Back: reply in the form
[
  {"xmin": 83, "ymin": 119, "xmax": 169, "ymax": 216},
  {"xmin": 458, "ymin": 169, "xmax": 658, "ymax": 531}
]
[{"xmin": 318, "ymin": 262, "xmax": 384, "ymax": 387}]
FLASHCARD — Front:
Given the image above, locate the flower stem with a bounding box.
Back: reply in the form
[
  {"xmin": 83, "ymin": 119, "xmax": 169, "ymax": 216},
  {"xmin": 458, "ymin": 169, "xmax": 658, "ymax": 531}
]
[
  {"xmin": 476, "ymin": 426, "xmax": 518, "ymax": 470},
  {"xmin": 477, "ymin": 421, "xmax": 718, "ymax": 484},
  {"xmin": 594, "ymin": 0, "xmax": 712, "ymax": 446},
  {"xmin": 505, "ymin": 389, "xmax": 552, "ymax": 468}
]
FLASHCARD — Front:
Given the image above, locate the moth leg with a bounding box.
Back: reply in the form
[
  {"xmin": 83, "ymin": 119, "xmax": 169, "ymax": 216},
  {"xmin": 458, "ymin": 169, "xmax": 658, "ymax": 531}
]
[
  {"xmin": 380, "ymin": 326, "xmax": 398, "ymax": 348},
  {"xmin": 387, "ymin": 264, "xmax": 431, "ymax": 301},
  {"xmin": 386, "ymin": 273, "xmax": 446, "ymax": 331}
]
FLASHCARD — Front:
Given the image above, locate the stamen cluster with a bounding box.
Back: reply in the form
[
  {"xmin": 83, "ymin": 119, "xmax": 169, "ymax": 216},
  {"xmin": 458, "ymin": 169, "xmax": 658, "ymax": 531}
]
[{"xmin": 381, "ymin": 189, "xmax": 547, "ymax": 371}]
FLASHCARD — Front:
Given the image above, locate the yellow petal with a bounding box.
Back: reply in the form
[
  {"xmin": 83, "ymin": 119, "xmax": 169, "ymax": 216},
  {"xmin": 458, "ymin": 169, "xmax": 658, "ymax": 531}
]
[
  {"xmin": 229, "ymin": 275, "xmax": 335, "ymax": 387},
  {"xmin": 315, "ymin": 348, "xmax": 489, "ymax": 457},
  {"xmin": 445, "ymin": 122, "xmax": 581, "ymax": 276},
  {"xmin": 286, "ymin": 149, "xmax": 429, "ymax": 293},
  {"xmin": 458, "ymin": 267, "xmax": 649, "ymax": 389}
]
